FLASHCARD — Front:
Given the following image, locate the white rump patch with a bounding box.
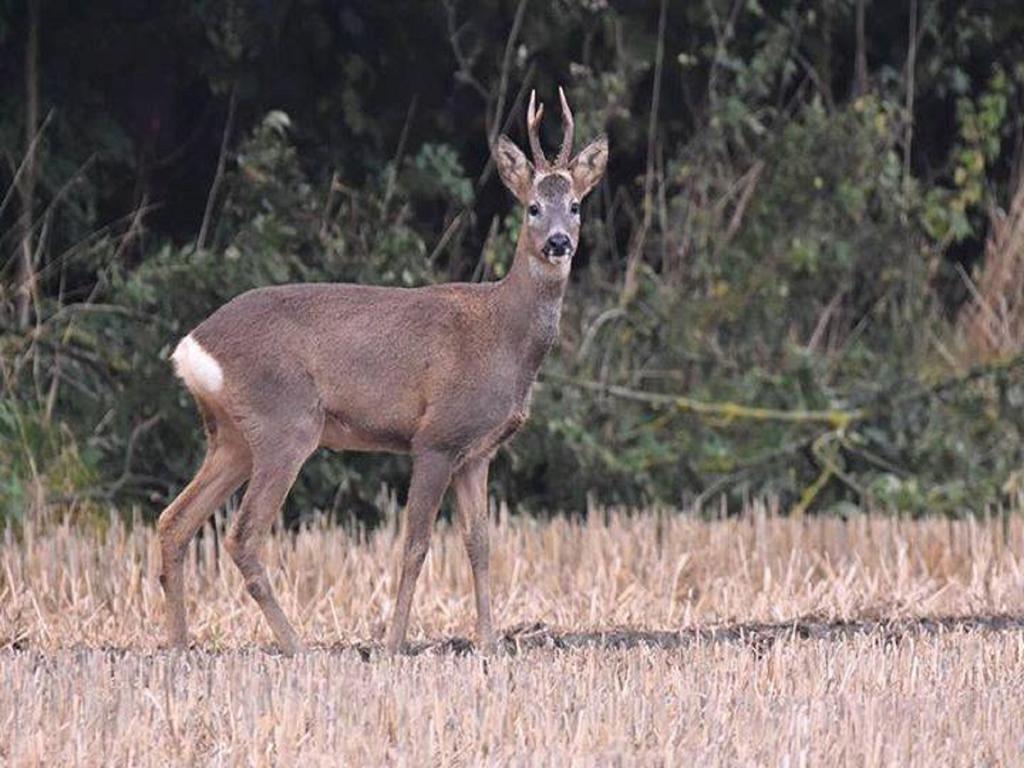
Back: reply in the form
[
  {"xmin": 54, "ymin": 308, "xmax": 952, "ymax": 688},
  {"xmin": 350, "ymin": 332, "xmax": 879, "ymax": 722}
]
[{"xmin": 171, "ymin": 334, "xmax": 224, "ymax": 394}]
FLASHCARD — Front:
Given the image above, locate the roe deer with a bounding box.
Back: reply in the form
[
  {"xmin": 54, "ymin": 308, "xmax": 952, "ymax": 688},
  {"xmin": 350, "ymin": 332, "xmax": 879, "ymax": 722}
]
[{"xmin": 158, "ymin": 88, "xmax": 608, "ymax": 654}]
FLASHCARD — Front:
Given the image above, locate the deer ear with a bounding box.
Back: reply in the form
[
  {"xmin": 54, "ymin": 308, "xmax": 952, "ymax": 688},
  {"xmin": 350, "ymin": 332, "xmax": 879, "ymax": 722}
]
[
  {"xmin": 569, "ymin": 136, "xmax": 608, "ymax": 199},
  {"xmin": 493, "ymin": 135, "xmax": 533, "ymax": 204}
]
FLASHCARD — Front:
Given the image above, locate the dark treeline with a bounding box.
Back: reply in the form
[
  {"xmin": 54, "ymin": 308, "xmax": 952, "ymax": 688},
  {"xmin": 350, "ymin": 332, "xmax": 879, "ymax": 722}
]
[{"xmin": 2, "ymin": 0, "xmax": 1024, "ymax": 522}]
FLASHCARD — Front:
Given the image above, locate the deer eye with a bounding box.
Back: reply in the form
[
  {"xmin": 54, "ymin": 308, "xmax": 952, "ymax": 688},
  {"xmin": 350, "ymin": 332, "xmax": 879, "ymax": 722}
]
[
  {"xmin": 528, "ymin": 203, "xmax": 540, "ymax": 217},
  {"xmin": 570, "ymin": 201, "xmax": 580, "ymax": 215}
]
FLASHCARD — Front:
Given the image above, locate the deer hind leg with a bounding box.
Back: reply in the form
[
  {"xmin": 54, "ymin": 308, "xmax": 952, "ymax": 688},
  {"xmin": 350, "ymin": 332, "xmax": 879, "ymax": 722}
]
[
  {"xmin": 224, "ymin": 409, "xmax": 322, "ymax": 655},
  {"xmin": 157, "ymin": 423, "xmax": 251, "ymax": 649},
  {"xmin": 386, "ymin": 450, "xmax": 455, "ymax": 654},
  {"xmin": 452, "ymin": 458, "xmax": 495, "ymax": 651}
]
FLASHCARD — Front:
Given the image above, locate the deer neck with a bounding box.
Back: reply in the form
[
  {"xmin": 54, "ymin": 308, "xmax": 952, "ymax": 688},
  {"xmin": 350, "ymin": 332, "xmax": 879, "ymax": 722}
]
[{"xmin": 496, "ymin": 227, "xmax": 569, "ymax": 371}]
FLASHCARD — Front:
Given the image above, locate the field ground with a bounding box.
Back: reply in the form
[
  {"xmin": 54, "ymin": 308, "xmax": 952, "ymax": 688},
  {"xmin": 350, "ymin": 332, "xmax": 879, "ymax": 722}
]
[{"xmin": 3, "ymin": 500, "xmax": 1024, "ymax": 765}]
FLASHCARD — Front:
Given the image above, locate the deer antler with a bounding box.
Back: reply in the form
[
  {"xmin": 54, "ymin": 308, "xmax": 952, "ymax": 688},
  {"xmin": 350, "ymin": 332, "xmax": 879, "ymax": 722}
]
[
  {"xmin": 526, "ymin": 90, "xmax": 549, "ymax": 170},
  {"xmin": 555, "ymin": 86, "xmax": 575, "ymax": 168},
  {"xmin": 526, "ymin": 88, "xmax": 575, "ymax": 170}
]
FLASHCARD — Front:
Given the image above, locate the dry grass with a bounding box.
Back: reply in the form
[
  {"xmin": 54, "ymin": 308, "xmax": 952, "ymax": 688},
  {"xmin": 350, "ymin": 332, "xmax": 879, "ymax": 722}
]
[
  {"xmin": 958, "ymin": 179, "xmax": 1024, "ymax": 364},
  {"xmin": 3, "ymin": 500, "xmax": 1024, "ymax": 765}
]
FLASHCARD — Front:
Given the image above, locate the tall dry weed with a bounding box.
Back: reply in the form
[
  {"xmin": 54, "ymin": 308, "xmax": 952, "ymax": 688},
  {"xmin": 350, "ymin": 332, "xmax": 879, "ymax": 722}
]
[{"xmin": 958, "ymin": 182, "xmax": 1024, "ymax": 363}]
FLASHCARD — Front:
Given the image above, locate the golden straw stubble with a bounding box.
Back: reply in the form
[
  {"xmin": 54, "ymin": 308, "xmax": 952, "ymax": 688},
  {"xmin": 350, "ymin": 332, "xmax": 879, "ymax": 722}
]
[{"xmin": 2, "ymin": 501, "xmax": 1023, "ymax": 766}]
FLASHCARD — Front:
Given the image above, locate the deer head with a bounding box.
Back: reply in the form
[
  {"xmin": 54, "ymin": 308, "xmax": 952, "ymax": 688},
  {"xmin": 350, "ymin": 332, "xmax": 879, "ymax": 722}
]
[{"xmin": 493, "ymin": 88, "xmax": 608, "ymax": 277}]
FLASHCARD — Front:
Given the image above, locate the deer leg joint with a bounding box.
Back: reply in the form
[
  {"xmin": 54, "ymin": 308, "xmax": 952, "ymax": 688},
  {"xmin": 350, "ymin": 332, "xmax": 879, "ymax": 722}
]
[{"xmin": 244, "ymin": 575, "xmax": 270, "ymax": 603}]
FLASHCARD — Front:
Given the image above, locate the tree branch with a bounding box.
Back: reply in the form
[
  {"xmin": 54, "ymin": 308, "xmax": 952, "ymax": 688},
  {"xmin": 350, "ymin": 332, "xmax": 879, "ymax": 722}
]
[
  {"xmin": 546, "ymin": 374, "xmax": 862, "ymax": 429},
  {"xmin": 196, "ymin": 83, "xmax": 238, "ymax": 253},
  {"xmin": 620, "ymin": 0, "xmax": 667, "ymax": 308}
]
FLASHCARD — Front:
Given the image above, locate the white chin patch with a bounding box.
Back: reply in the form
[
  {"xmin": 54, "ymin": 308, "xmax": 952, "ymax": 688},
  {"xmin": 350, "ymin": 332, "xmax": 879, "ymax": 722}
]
[
  {"xmin": 530, "ymin": 253, "xmax": 572, "ymax": 280},
  {"xmin": 172, "ymin": 334, "xmax": 224, "ymax": 394}
]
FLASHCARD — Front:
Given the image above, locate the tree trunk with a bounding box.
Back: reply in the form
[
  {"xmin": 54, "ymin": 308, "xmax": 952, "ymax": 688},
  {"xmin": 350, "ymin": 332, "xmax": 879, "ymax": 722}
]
[
  {"xmin": 853, "ymin": 0, "xmax": 868, "ymax": 97},
  {"xmin": 903, "ymin": 0, "xmax": 918, "ymax": 195}
]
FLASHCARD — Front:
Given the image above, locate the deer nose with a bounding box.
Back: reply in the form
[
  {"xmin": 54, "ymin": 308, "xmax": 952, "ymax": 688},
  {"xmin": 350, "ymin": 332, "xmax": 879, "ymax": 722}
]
[{"xmin": 545, "ymin": 233, "xmax": 572, "ymax": 257}]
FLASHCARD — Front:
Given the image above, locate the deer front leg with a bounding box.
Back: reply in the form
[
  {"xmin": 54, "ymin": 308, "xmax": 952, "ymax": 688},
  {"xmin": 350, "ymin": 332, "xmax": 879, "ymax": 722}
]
[
  {"xmin": 452, "ymin": 458, "xmax": 495, "ymax": 651},
  {"xmin": 387, "ymin": 450, "xmax": 454, "ymax": 654}
]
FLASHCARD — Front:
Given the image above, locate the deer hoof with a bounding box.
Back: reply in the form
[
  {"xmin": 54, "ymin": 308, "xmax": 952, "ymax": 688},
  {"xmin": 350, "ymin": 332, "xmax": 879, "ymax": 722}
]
[
  {"xmin": 164, "ymin": 633, "xmax": 196, "ymax": 652},
  {"xmin": 476, "ymin": 636, "xmax": 502, "ymax": 657}
]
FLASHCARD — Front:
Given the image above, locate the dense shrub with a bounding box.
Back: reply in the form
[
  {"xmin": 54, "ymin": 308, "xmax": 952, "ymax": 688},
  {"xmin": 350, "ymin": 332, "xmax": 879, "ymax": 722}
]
[{"xmin": 2, "ymin": 1, "xmax": 1024, "ymax": 522}]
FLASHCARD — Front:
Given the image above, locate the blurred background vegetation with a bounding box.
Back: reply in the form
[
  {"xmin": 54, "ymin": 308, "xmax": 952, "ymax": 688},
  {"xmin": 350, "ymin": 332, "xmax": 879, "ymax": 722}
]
[{"xmin": 2, "ymin": 0, "xmax": 1024, "ymax": 524}]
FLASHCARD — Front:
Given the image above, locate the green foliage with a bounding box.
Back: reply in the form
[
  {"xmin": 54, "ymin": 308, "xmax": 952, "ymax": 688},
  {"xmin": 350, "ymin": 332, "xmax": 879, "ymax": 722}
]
[
  {"xmin": 3, "ymin": 0, "xmax": 1024, "ymax": 520},
  {"xmin": 0, "ymin": 395, "xmax": 97, "ymax": 521},
  {"xmin": 922, "ymin": 68, "xmax": 1012, "ymax": 244},
  {"xmin": 410, "ymin": 144, "xmax": 474, "ymax": 207}
]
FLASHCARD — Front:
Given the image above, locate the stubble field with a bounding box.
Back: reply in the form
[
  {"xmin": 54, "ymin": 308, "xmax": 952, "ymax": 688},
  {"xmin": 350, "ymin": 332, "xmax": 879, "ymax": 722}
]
[{"xmin": 3, "ymin": 500, "xmax": 1024, "ymax": 766}]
